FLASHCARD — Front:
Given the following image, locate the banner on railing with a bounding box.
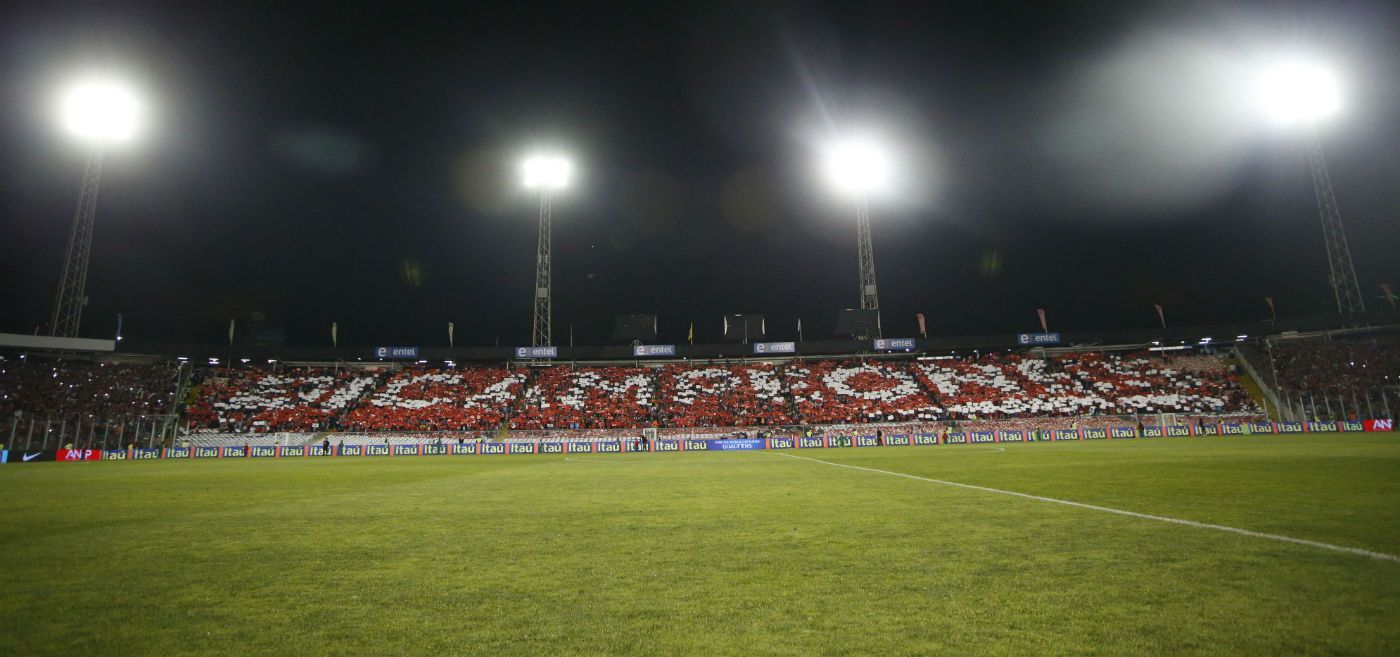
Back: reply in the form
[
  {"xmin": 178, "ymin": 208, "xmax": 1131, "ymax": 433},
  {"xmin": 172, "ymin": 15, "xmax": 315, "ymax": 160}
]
[{"xmin": 25, "ymin": 415, "xmax": 1352, "ymax": 465}]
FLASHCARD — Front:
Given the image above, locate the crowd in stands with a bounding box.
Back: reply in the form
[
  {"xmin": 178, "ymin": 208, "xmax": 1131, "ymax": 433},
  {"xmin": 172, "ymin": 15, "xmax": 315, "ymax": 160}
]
[
  {"xmin": 915, "ymin": 351, "xmax": 1250, "ymax": 419},
  {"xmin": 787, "ymin": 360, "xmax": 941, "ymax": 424},
  {"xmin": 0, "ymin": 357, "xmax": 179, "ymax": 423},
  {"xmin": 653, "ymin": 363, "xmax": 793, "ymax": 427},
  {"xmin": 1271, "ymin": 335, "xmax": 1400, "ymax": 395},
  {"xmin": 343, "ymin": 367, "xmax": 523, "ymax": 432},
  {"xmin": 1, "ymin": 350, "xmax": 1254, "ymax": 436},
  {"xmin": 510, "ymin": 367, "xmax": 653, "ymax": 430},
  {"xmin": 186, "ymin": 368, "xmax": 378, "ymax": 433}
]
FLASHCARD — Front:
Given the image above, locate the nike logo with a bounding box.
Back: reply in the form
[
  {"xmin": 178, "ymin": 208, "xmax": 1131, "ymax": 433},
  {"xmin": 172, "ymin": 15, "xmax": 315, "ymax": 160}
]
[{"xmin": 22, "ymin": 452, "xmax": 41, "ymax": 462}]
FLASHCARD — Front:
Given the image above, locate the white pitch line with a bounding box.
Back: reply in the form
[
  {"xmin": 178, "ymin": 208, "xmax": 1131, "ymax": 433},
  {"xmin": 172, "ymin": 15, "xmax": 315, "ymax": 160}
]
[{"xmin": 771, "ymin": 451, "xmax": 1400, "ymax": 564}]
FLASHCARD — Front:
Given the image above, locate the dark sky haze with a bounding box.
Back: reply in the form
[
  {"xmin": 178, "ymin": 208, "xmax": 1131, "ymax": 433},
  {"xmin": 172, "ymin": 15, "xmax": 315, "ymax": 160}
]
[{"xmin": 1, "ymin": 0, "xmax": 1398, "ymax": 347}]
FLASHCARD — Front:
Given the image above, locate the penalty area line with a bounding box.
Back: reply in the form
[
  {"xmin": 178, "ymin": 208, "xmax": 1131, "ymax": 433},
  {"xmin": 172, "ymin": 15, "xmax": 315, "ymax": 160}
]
[{"xmin": 769, "ymin": 451, "xmax": 1400, "ymax": 564}]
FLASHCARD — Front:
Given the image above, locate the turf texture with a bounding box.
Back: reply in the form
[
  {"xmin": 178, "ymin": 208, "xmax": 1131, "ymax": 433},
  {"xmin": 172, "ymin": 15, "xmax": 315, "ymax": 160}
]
[{"xmin": 1, "ymin": 432, "xmax": 1397, "ymax": 656}]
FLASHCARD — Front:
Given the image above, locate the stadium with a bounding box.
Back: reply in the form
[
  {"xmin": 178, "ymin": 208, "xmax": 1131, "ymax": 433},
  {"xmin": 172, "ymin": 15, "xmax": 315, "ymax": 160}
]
[{"xmin": 2, "ymin": 2, "xmax": 1400, "ymax": 657}]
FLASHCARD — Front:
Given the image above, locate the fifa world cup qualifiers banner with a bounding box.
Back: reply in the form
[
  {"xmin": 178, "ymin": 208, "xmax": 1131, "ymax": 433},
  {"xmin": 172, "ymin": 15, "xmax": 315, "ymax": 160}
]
[{"xmin": 678, "ymin": 439, "xmax": 767, "ymax": 451}]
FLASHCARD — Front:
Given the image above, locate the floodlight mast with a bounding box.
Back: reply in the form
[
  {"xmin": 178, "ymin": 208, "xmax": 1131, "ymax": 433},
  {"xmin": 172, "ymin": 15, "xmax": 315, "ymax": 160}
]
[
  {"xmin": 522, "ymin": 155, "xmax": 569, "ymax": 349},
  {"xmin": 855, "ymin": 194, "xmax": 879, "ymax": 313},
  {"xmin": 51, "ymin": 151, "xmax": 102, "ymax": 338},
  {"xmin": 532, "ymin": 190, "xmax": 553, "ymax": 348},
  {"xmin": 823, "ymin": 137, "xmax": 887, "ymax": 336},
  {"xmin": 1257, "ymin": 59, "xmax": 1363, "ymax": 314},
  {"xmin": 51, "ymin": 78, "xmax": 141, "ymax": 338},
  {"xmin": 1306, "ymin": 129, "xmax": 1364, "ymax": 314}
]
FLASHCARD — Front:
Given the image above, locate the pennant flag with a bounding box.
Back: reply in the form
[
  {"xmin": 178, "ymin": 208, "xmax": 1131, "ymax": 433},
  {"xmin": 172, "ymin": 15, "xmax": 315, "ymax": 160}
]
[
  {"xmin": 1264, "ymin": 297, "xmax": 1277, "ymax": 321},
  {"xmin": 1036, "ymin": 308, "xmax": 1048, "ymax": 333},
  {"xmin": 448, "ymin": 322, "xmax": 455, "ymax": 347},
  {"xmin": 228, "ymin": 318, "xmax": 235, "ymax": 345},
  {"xmin": 723, "ymin": 316, "xmax": 729, "ymax": 336},
  {"xmin": 687, "ymin": 322, "xmax": 694, "ymax": 345},
  {"xmin": 760, "ymin": 317, "xmax": 766, "ymax": 335},
  {"xmin": 1381, "ymin": 283, "xmax": 1396, "ymax": 308},
  {"xmin": 916, "ymin": 313, "xmax": 926, "ymax": 338},
  {"xmin": 797, "ymin": 317, "xmax": 804, "ymax": 342},
  {"xmin": 1153, "ymin": 304, "xmax": 1166, "ymax": 329},
  {"xmin": 331, "ymin": 322, "xmax": 338, "ymax": 347}
]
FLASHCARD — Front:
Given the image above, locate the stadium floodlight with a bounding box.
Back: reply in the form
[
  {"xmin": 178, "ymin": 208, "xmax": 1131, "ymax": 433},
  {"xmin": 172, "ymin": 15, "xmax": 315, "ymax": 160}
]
[
  {"xmin": 1255, "ymin": 59, "xmax": 1342, "ymax": 127},
  {"xmin": 521, "ymin": 155, "xmax": 572, "ymax": 190},
  {"xmin": 819, "ymin": 135, "xmax": 894, "ymax": 327},
  {"xmin": 59, "ymin": 77, "xmax": 144, "ymax": 144},
  {"xmin": 521, "ymin": 153, "xmax": 573, "ymax": 350},
  {"xmin": 49, "ymin": 75, "xmax": 146, "ymax": 338},
  {"xmin": 820, "ymin": 136, "xmax": 893, "ymax": 198},
  {"xmin": 1251, "ymin": 57, "xmax": 1362, "ymax": 314}
]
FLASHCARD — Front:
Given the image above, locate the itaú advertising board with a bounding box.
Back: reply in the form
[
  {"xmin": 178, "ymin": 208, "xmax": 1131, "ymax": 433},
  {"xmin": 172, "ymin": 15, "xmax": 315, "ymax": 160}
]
[{"xmin": 13, "ymin": 419, "xmax": 1327, "ymax": 465}]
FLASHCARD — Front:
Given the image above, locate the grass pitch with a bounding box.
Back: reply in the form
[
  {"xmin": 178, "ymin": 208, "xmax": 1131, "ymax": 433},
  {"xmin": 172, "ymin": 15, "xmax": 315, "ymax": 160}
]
[{"xmin": 1, "ymin": 433, "xmax": 1398, "ymax": 656}]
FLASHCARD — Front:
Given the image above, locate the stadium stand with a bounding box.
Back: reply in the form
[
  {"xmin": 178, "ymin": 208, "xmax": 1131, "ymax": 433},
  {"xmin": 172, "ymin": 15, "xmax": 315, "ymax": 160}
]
[
  {"xmin": 1271, "ymin": 335, "xmax": 1400, "ymax": 394},
  {"xmin": 0, "ymin": 357, "xmax": 179, "ymax": 422},
  {"xmin": 915, "ymin": 352, "xmax": 1251, "ymax": 418},
  {"xmin": 343, "ymin": 367, "xmax": 523, "ymax": 431},
  {"xmin": 785, "ymin": 360, "xmax": 942, "ymax": 424},
  {"xmin": 153, "ymin": 350, "xmax": 1262, "ymax": 440},
  {"xmin": 653, "ymin": 363, "xmax": 793, "ymax": 427},
  {"xmin": 187, "ymin": 367, "xmax": 379, "ymax": 433},
  {"xmin": 510, "ymin": 366, "xmax": 654, "ymax": 430}
]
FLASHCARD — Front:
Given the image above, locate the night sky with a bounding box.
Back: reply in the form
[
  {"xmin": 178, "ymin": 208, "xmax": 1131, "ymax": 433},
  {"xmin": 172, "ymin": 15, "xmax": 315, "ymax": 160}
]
[{"xmin": 1, "ymin": 0, "xmax": 1398, "ymax": 348}]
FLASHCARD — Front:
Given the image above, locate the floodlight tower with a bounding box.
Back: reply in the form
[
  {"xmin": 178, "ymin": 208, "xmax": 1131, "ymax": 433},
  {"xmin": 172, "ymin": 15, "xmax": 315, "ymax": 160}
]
[
  {"xmin": 51, "ymin": 77, "xmax": 143, "ymax": 337},
  {"xmin": 522, "ymin": 155, "xmax": 572, "ymax": 348},
  {"xmin": 822, "ymin": 137, "xmax": 892, "ymax": 320},
  {"xmin": 1257, "ymin": 59, "xmax": 1363, "ymax": 314}
]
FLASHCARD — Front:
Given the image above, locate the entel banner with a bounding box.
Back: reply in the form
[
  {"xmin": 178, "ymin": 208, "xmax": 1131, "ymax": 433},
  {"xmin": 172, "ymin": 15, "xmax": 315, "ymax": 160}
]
[
  {"xmin": 1017, "ymin": 332, "xmax": 1062, "ymax": 345},
  {"xmin": 515, "ymin": 346, "xmax": 558, "ymax": 359},
  {"xmin": 873, "ymin": 338, "xmax": 916, "ymax": 351},
  {"xmin": 752, "ymin": 342, "xmax": 796, "ymax": 354},
  {"xmin": 375, "ymin": 346, "xmax": 420, "ymax": 359},
  {"xmin": 633, "ymin": 344, "xmax": 676, "ymax": 357}
]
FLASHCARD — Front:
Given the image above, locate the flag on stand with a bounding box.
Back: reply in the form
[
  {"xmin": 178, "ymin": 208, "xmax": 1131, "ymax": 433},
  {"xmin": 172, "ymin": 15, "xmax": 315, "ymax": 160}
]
[
  {"xmin": 916, "ymin": 313, "xmax": 926, "ymax": 338},
  {"xmin": 228, "ymin": 319, "xmax": 235, "ymax": 345},
  {"xmin": 1036, "ymin": 308, "xmax": 1048, "ymax": 333},
  {"xmin": 331, "ymin": 322, "xmax": 338, "ymax": 347},
  {"xmin": 1153, "ymin": 304, "xmax": 1166, "ymax": 329},
  {"xmin": 1264, "ymin": 297, "xmax": 1276, "ymax": 321},
  {"xmin": 448, "ymin": 322, "xmax": 455, "ymax": 347},
  {"xmin": 797, "ymin": 318, "xmax": 804, "ymax": 342},
  {"xmin": 687, "ymin": 322, "xmax": 694, "ymax": 344}
]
